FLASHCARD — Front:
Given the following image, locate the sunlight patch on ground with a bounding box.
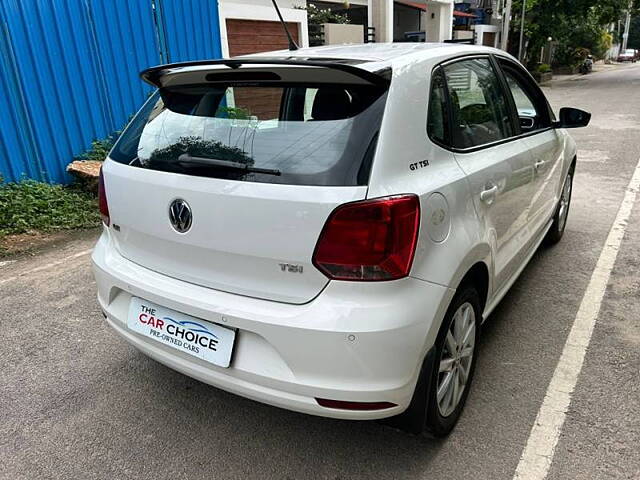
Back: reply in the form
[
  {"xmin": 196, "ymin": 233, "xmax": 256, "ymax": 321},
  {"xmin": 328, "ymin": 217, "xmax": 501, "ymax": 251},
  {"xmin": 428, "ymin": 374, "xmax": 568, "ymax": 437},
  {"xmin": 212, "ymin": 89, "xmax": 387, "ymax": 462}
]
[
  {"xmin": 589, "ymin": 113, "xmax": 639, "ymax": 130},
  {"xmin": 577, "ymin": 149, "xmax": 610, "ymax": 163}
]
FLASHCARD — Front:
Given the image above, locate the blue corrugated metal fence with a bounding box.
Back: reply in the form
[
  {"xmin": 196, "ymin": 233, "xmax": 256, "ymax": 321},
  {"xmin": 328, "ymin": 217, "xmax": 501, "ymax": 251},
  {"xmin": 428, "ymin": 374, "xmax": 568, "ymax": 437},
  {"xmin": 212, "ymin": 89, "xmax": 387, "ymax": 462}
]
[{"xmin": 0, "ymin": 0, "xmax": 222, "ymax": 184}]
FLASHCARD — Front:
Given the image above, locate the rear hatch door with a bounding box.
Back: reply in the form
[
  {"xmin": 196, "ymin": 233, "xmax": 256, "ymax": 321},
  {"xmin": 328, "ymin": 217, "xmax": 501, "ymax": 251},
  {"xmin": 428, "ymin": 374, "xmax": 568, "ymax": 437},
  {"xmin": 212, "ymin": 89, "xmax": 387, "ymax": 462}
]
[{"xmin": 103, "ymin": 62, "xmax": 388, "ymax": 304}]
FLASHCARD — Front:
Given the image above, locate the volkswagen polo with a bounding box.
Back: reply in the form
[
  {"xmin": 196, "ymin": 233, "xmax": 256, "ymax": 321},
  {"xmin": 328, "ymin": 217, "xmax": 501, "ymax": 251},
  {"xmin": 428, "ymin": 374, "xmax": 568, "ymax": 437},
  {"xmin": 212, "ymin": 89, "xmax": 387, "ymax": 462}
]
[{"xmin": 92, "ymin": 43, "xmax": 590, "ymax": 436}]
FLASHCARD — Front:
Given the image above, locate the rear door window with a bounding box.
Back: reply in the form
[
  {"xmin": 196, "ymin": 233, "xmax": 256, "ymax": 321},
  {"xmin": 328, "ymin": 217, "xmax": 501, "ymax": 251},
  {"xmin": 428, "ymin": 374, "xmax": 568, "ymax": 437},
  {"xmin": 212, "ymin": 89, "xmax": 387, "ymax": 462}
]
[
  {"xmin": 110, "ymin": 79, "xmax": 388, "ymax": 186},
  {"xmin": 442, "ymin": 58, "xmax": 514, "ymax": 149}
]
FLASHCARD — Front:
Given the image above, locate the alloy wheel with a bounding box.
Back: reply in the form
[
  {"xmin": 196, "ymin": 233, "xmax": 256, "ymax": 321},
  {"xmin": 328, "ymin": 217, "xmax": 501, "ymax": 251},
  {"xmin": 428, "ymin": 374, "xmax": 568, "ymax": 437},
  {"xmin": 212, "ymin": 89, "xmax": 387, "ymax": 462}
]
[{"xmin": 437, "ymin": 302, "xmax": 476, "ymax": 417}]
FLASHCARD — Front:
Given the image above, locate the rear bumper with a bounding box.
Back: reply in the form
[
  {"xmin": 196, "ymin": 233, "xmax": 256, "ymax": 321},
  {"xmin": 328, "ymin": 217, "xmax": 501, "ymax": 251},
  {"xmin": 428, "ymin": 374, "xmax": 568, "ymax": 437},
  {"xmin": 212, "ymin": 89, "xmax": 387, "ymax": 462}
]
[{"xmin": 92, "ymin": 229, "xmax": 454, "ymax": 420}]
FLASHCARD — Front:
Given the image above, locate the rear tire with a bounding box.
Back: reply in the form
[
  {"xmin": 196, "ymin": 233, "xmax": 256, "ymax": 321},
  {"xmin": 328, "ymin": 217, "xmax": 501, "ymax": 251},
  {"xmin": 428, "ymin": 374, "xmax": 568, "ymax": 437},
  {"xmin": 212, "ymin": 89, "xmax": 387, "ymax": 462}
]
[
  {"xmin": 544, "ymin": 167, "xmax": 574, "ymax": 246},
  {"xmin": 424, "ymin": 286, "xmax": 481, "ymax": 437},
  {"xmin": 387, "ymin": 286, "xmax": 481, "ymax": 437}
]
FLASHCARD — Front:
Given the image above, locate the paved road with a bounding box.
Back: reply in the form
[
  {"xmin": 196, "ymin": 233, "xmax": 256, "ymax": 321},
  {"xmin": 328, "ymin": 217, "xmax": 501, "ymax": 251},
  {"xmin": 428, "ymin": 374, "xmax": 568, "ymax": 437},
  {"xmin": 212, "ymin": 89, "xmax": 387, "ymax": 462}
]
[{"xmin": 2, "ymin": 64, "xmax": 640, "ymax": 480}]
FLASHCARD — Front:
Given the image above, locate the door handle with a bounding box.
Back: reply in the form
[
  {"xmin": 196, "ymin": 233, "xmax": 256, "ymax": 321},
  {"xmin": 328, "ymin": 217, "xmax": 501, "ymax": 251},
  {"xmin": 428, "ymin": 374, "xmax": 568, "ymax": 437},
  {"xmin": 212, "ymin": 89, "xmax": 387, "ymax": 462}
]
[
  {"xmin": 480, "ymin": 185, "xmax": 498, "ymax": 204},
  {"xmin": 534, "ymin": 160, "xmax": 546, "ymax": 171}
]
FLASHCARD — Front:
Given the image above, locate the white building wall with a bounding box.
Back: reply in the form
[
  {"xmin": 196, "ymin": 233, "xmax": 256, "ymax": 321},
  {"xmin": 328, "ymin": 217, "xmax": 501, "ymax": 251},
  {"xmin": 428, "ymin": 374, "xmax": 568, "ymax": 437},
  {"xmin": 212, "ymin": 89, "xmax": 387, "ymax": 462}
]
[
  {"xmin": 218, "ymin": 0, "xmax": 455, "ymax": 51},
  {"xmin": 424, "ymin": 1, "xmax": 453, "ymax": 43},
  {"xmin": 323, "ymin": 23, "xmax": 365, "ymax": 44}
]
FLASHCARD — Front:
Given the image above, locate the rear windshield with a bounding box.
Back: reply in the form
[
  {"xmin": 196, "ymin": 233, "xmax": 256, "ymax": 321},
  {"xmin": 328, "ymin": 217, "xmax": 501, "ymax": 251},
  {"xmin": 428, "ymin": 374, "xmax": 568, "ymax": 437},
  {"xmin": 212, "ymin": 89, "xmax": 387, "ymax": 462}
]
[{"xmin": 110, "ymin": 80, "xmax": 388, "ymax": 186}]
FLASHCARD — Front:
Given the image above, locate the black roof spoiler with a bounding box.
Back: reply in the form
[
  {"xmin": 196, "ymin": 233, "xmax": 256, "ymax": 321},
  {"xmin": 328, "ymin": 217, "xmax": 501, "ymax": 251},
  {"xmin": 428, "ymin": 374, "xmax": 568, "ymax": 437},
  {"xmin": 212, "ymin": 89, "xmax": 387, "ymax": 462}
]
[{"xmin": 140, "ymin": 58, "xmax": 391, "ymax": 88}]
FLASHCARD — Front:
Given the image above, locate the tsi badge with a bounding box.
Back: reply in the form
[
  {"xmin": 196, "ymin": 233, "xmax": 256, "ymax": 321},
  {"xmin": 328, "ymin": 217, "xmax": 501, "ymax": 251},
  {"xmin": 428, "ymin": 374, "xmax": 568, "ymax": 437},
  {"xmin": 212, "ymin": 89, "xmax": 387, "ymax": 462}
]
[
  {"xmin": 169, "ymin": 199, "xmax": 192, "ymax": 233},
  {"xmin": 279, "ymin": 263, "xmax": 304, "ymax": 274}
]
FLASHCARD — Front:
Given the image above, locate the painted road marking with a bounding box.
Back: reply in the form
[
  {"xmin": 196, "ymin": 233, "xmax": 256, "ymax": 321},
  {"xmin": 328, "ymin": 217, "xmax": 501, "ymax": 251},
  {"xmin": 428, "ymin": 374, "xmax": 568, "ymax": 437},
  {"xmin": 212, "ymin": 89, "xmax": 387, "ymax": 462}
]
[
  {"xmin": 513, "ymin": 158, "xmax": 640, "ymax": 480},
  {"xmin": 0, "ymin": 249, "xmax": 93, "ymax": 287}
]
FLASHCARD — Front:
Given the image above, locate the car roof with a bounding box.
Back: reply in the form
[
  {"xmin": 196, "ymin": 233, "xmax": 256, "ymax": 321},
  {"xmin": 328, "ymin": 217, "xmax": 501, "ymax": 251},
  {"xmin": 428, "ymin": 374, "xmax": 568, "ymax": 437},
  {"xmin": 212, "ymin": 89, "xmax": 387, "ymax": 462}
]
[{"xmin": 242, "ymin": 42, "xmax": 509, "ymax": 71}]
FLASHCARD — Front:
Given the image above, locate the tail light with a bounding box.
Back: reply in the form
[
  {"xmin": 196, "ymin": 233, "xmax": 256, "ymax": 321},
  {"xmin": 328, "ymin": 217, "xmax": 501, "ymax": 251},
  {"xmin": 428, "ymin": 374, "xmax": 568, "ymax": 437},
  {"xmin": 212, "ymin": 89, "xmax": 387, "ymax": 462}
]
[
  {"xmin": 312, "ymin": 195, "xmax": 420, "ymax": 281},
  {"xmin": 98, "ymin": 168, "xmax": 110, "ymax": 226}
]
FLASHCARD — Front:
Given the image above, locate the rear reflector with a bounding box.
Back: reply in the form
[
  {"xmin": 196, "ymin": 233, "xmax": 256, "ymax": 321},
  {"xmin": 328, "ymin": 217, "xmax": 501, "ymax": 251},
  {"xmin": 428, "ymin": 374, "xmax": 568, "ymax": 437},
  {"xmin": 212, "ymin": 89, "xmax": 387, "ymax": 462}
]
[
  {"xmin": 98, "ymin": 168, "xmax": 110, "ymax": 226},
  {"xmin": 312, "ymin": 195, "xmax": 420, "ymax": 281},
  {"xmin": 316, "ymin": 398, "xmax": 397, "ymax": 411}
]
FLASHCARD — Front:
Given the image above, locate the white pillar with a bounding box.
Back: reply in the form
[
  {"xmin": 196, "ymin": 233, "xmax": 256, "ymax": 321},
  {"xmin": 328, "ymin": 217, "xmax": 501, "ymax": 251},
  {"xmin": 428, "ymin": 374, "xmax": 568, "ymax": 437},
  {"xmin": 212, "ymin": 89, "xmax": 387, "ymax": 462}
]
[
  {"xmin": 442, "ymin": 2, "xmax": 453, "ymax": 41},
  {"xmin": 473, "ymin": 25, "xmax": 482, "ymax": 45},
  {"xmin": 423, "ymin": 2, "xmax": 453, "ymax": 42},
  {"xmin": 622, "ymin": 4, "xmax": 632, "ymax": 51},
  {"xmin": 501, "ymin": 0, "xmax": 512, "ymax": 51},
  {"xmin": 424, "ymin": 3, "xmax": 441, "ymax": 42},
  {"xmin": 371, "ymin": 0, "xmax": 393, "ymax": 42}
]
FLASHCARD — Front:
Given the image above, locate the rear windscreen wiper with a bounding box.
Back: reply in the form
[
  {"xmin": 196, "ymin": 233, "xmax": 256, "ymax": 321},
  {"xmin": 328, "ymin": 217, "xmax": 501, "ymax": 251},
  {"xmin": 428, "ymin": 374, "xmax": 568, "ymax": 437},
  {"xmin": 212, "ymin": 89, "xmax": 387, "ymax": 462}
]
[{"xmin": 177, "ymin": 153, "xmax": 281, "ymax": 176}]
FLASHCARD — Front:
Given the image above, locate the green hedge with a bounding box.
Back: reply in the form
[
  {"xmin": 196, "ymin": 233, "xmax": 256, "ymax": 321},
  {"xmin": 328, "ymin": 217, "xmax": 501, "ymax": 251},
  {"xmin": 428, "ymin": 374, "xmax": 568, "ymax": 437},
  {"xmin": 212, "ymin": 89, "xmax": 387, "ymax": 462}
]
[{"xmin": 0, "ymin": 179, "xmax": 100, "ymax": 238}]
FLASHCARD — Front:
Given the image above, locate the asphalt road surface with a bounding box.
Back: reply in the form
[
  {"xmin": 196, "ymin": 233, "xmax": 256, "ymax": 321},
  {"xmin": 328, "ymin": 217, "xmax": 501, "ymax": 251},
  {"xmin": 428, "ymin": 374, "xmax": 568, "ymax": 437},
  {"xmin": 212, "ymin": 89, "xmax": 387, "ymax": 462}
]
[{"xmin": 2, "ymin": 64, "xmax": 640, "ymax": 480}]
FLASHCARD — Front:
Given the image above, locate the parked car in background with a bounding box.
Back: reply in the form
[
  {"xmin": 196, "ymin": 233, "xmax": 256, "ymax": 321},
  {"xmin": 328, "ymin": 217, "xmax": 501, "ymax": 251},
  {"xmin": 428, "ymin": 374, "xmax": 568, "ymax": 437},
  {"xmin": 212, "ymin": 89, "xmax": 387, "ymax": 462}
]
[
  {"xmin": 93, "ymin": 43, "xmax": 590, "ymax": 436},
  {"xmin": 617, "ymin": 49, "xmax": 637, "ymax": 62}
]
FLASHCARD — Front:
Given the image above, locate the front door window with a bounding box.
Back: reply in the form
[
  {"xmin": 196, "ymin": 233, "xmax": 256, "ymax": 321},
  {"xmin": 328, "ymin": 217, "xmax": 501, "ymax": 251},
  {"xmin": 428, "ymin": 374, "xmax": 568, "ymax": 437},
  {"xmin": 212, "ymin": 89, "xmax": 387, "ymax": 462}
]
[{"xmin": 443, "ymin": 58, "xmax": 514, "ymax": 149}]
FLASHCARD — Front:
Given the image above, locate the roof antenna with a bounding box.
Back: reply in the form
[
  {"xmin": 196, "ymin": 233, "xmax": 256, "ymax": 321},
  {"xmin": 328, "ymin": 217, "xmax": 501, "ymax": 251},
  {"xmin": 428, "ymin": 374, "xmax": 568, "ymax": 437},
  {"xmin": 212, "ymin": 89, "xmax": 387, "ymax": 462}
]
[{"xmin": 270, "ymin": 0, "xmax": 299, "ymax": 50}]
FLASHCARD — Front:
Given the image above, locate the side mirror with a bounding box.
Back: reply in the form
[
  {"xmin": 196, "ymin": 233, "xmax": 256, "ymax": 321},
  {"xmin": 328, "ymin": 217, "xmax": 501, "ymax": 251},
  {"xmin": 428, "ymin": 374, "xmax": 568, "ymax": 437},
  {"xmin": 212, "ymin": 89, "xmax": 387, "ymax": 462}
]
[{"xmin": 553, "ymin": 107, "xmax": 591, "ymax": 128}]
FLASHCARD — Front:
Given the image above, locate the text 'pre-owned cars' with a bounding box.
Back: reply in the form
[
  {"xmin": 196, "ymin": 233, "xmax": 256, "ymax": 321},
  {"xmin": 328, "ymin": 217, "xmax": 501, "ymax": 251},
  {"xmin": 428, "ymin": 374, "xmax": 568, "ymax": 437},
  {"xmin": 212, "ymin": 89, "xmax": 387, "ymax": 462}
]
[{"xmin": 92, "ymin": 43, "xmax": 589, "ymax": 436}]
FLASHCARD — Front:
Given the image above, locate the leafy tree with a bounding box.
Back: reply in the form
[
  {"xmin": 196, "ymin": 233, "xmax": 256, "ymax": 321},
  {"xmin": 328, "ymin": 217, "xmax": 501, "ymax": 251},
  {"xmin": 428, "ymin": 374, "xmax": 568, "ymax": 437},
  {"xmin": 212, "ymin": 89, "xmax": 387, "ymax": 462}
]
[
  {"xmin": 510, "ymin": 0, "xmax": 638, "ymax": 68},
  {"xmin": 297, "ymin": 4, "xmax": 351, "ymax": 25}
]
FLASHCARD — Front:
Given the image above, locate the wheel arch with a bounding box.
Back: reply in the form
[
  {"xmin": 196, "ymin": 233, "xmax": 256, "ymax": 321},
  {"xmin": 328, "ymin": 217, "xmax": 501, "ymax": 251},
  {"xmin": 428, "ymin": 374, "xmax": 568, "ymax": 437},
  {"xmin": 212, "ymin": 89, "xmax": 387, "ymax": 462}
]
[
  {"xmin": 562, "ymin": 133, "xmax": 578, "ymax": 173},
  {"xmin": 457, "ymin": 261, "xmax": 490, "ymax": 314},
  {"xmin": 558, "ymin": 153, "xmax": 577, "ymax": 199},
  {"xmin": 388, "ymin": 248, "xmax": 491, "ymax": 434},
  {"xmin": 449, "ymin": 243, "xmax": 492, "ymax": 315}
]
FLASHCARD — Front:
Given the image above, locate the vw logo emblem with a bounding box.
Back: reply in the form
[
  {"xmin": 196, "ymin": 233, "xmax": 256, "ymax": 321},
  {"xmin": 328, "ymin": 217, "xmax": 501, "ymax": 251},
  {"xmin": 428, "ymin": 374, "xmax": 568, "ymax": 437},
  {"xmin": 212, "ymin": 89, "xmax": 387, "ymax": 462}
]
[{"xmin": 169, "ymin": 199, "xmax": 192, "ymax": 233}]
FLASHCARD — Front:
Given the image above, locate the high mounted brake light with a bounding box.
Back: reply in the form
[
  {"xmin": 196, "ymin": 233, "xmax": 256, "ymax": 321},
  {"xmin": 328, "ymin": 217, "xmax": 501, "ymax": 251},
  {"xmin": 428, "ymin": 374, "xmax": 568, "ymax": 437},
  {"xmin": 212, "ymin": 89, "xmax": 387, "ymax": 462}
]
[{"xmin": 312, "ymin": 195, "xmax": 420, "ymax": 281}]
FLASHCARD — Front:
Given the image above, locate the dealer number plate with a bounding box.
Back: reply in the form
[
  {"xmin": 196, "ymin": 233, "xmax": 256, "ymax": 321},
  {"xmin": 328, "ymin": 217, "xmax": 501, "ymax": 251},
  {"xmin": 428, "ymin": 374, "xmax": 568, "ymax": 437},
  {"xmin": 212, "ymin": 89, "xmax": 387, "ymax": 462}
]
[{"xmin": 127, "ymin": 297, "xmax": 235, "ymax": 368}]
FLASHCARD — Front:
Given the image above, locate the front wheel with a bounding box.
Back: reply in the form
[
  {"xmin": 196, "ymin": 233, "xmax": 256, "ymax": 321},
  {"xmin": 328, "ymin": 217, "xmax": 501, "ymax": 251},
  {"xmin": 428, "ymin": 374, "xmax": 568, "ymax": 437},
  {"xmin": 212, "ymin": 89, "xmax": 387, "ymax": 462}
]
[{"xmin": 544, "ymin": 168, "xmax": 574, "ymax": 245}]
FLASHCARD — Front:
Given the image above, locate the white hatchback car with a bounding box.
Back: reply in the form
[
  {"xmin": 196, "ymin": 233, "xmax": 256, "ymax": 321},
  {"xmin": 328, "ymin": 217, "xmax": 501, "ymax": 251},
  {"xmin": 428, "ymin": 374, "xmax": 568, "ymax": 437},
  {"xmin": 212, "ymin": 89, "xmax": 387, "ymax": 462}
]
[{"xmin": 93, "ymin": 43, "xmax": 590, "ymax": 436}]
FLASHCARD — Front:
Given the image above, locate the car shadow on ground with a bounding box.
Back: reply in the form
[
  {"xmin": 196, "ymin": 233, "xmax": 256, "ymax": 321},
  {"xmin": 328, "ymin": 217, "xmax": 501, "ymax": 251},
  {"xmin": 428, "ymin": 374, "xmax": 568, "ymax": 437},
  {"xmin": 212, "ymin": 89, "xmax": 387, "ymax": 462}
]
[{"xmin": 103, "ymin": 350, "xmax": 444, "ymax": 478}]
